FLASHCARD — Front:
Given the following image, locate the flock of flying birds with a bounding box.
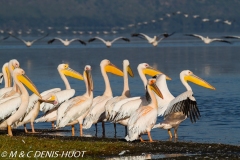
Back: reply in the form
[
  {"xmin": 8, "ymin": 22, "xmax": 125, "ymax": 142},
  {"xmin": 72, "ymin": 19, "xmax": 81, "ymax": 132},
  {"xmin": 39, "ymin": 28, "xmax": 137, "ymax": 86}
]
[
  {"xmin": 0, "ymin": 58, "xmax": 216, "ymax": 142},
  {"xmin": 0, "ymin": 32, "xmax": 240, "ymax": 48}
]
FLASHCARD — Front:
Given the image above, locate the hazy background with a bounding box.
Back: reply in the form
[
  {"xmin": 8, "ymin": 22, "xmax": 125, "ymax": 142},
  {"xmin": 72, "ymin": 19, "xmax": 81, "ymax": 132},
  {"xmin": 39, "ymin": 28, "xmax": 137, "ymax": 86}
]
[{"xmin": 0, "ymin": 0, "xmax": 239, "ymax": 34}]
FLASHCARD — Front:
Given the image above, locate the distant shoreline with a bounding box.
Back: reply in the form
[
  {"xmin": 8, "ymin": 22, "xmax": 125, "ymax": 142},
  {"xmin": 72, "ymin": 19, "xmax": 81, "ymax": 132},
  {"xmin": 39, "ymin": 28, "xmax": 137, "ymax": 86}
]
[{"xmin": 0, "ymin": 129, "xmax": 239, "ymax": 159}]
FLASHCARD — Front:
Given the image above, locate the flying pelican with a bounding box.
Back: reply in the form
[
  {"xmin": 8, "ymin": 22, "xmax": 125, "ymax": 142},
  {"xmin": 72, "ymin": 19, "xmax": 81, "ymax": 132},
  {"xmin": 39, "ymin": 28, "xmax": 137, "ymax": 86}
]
[
  {"xmin": 13, "ymin": 89, "xmax": 59, "ymax": 133},
  {"xmin": 125, "ymin": 79, "xmax": 163, "ymax": 142},
  {"xmin": 110, "ymin": 63, "xmax": 170, "ymax": 128},
  {"xmin": 105, "ymin": 60, "xmax": 134, "ymax": 135},
  {"xmin": 0, "ymin": 59, "xmax": 20, "ymax": 99},
  {"xmin": 88, "ymin": 37, "xmax": 130, "ymax": 48},
  {"xmin": 56, "ymin": 65, "xmax": 94, "ymax": 136},
  {"xmin": 0, "ymin": 68, "xmax": 42, "ymax": 136},
  {"xmin": 83, "ymin": 59, "xmax": 123, "ymax": 136},
  {"xmin": 48, "ymin": 38, "xmax": 86, "ymax": 46},
  {"xmin": 153, "ymin": 70, "xmax": 215, "ymax": 139},
  {"xmin": 185, "ymin": 34, "xmax": 232, "ymax": 44},
  {"xmin": 9, "ymin": 33, "xmax": 49, "ymax": 47},
  {"xmin": 131, "ymin": 32, "xmax": 175, "ymax": 47},
  {"xmin": 35, "ymin": 64, "xmax": 83, "ymax": 127}
]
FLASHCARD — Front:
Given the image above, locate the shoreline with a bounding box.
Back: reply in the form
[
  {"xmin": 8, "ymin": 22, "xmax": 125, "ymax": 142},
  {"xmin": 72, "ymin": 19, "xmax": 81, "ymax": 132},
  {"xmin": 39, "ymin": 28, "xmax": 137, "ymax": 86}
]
[{"xmin": 0, "ymin": 129, "xmax": 240, "ymax": 159}]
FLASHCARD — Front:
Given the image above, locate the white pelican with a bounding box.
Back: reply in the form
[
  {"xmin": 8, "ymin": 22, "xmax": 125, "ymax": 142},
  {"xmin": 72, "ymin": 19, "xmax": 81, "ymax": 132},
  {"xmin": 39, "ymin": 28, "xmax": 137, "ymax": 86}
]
[
  {"xmin": 185, "ymin": 34, "xmax": 232, "ymax": 44},
  {"xmin": 131, "ymin": 32, "xmax": 175, "ymax": 47},
  {"xmin": 0, "ymin": 62, "xmax": 11, "ymax": 89},
  {"xmin": 105, "ymin": 60, "xmax": 134, "ymax": 134},
  {"xmin": 56, "ymin": 65, "xmax": 94, "ymax": 136},
  {"xmin": 0, "ymin": 59, "xmax": 20, "ymax": 99},
  {"xmin": 125, "ymin": 79, "xmax": 163, "ymax": 142},
  {"xmin": 110, "ymin": 63, "xmax": 170, "ymax": 124},
  {"xmin": 153, "ymin": 70, "xmax": 215, "ymax": 139},
  {"xmin": 88, "ymin": 37, "xmax": 130, "ymax": 48},
  {"xmin": 9, "ymin": 33, "xmax": 49, "ymax": 47},
  {"xmin": 83, "ymin": 59, "xmax": 123, "ymax": 136},
  {"xmin": 48, "ymin": 38, "xmax": 86, "ymax": 46},
  {"xmin": 13, "ymin": 89, "xmax": 59, "ymax": 133},
  {"xmin": 0, "ymin": 68, "xmax": 42, "ymax": 136},
  {"xmin": 35, "ymin": 64, "xmax": 83, "ymax": 127}
]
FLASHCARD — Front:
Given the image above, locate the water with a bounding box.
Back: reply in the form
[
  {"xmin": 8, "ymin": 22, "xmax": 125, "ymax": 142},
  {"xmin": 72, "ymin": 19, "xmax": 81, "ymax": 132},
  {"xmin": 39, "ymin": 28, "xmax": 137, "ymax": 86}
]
[{"xmin": 1, "ymin": 33, "xmax": 240, "ymax": 145}]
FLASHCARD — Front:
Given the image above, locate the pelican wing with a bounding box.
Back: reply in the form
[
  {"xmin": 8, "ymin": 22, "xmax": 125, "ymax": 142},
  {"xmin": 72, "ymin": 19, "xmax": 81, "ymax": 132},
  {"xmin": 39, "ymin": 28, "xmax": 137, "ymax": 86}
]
[
  {"xmin": 185, "ymin": 34, "xmax": 204, "ymax": 40},
  {"xmin": 0, "ymin": 87, "xmax": 12, "ymax": 97},
  {"xmin": 41, "ymin": 89, "xmax": 75, "ymax": 112},
  {"xmin": 223, "ymin": 36, "xmax": 240, "ymax": 39},
  {"xmin": 9, "ymin": 34, "xmax": 27, "ymax": 43},
  {"xmin": 88, "ymin": 37, "xmax": 106, "ymax": 43},
  {"xmin": 0, "ymin": 97, "xmax": 21, "ymax": 123},
  {"xmin": 113, "ymin": 96, "xmax": 144, "ymax": 122},
  {"xmin": 0, "ymin": 73, "xmax": 3, "ymax": 83},
  {"xmin": 132, "ymin": 33, "xmax": 152, "ymax": 42},
  {"xmin": 111, "ymin": 37, "xmax": 130, "ymax": 43},
  {"xmin": 126, "ymin": 106, "xmax": 157, "ymax": 141},
  {"xmin": 48, "ymin": 38, "xmax": 64, "ymax": 44},
  {"xmin": 69, "ymin": 38, "xmax": 87, "ymax": 45},
  {"xmin": 109, "ymin": 96, "xmax": 140, "ymax": 121},
  {"xmin": 0, "ymin": 36, "xmax": 9, "ymax": 41},
  {"xmin": 31, "ymin": 33, "xmax": 49, "ymax": 43},
  {"xmin": 164, "ymin": 90, "xmax": 200, "ymax": 123},
  {"xmin": 211, "ymin": 38, "xmax": 232, "ymax": 44}
]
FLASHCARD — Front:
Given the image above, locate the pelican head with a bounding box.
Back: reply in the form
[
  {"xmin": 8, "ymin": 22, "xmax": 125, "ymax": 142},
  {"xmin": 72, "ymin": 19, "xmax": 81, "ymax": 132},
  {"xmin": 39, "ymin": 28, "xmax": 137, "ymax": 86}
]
[
  {"xmin": 101, "ymin": 59, "xmax": 123, "ymax": 76},
  {"xmin": 14, "ymin": 68, "xmax": 42, "ymax": 98},
  {"xmin": 139, "ymin": 63, "xmax": 171, "ymax": 80},
  {"xmin": 58, "ymin": 64, "xmax": 83, "ymax": 80},
  {"xmin": 123, "ymin": 60, "xmax": 134, "ymax": 77},
  {"xmin": 84, "ymin": 65, "xmax": 94, "ymax": 94},
  {"xmin": 181, "ymin": 70, "xmax": 216, "ymax": 90},
  {"xmin": 148, "ymin": 78, "xmax": 163, "ymax": 99},
  {"xmin": 9, "ymin": 59, "xmax": 20, "ymax": 71}
]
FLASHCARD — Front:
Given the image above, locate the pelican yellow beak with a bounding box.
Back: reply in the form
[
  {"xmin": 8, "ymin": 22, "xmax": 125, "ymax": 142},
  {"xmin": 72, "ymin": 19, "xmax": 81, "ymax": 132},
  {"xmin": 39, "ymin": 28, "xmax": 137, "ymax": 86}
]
[
  {"xmin": 85, "ymin": 70, "xmax": 94, "ymax": 96},
  {"xmin": 85, "ymin": 69, "xmax": 94, "ymax": 92},
  {"xmin": 143, "ymin": 67, "xmax": 171, "ymax": 80},
  {"xmin": 17, "ymin": 74, "xmax": 42, "ymax": 98},
  {"xmin": 105, "ymin": 63, "xmax": 124, "ymax": 76},
  {"xmin": 5, "ymin": 66, "xmax": 12, "ymax": 87},
  {"xmin": 127, "ymin": 65, "xmax": 134, "ymax": 77},
  {"xmin": 184, "ymin": 74, "xmax": 216, "ymax": 90},
  {"xmin": 39, "ymin": 95, "xmax": 56, "ymax": 104},
  {"xmin": 62, "ymin": 66, "xmax": 84, "ymax": 80},
  {"xmin": 149, "ymin": 79, "xmax": 163, "ymax": 99}
]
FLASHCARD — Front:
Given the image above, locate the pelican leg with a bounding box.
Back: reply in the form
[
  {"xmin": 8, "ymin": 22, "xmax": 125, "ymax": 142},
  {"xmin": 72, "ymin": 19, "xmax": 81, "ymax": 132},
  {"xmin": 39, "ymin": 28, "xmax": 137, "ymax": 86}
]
[
  {"xmin": 147, "ymin": 131, "xmax": 154, "ymax": 142},
  {"xmin": 71, "ymin": 125, "xmax": 75, "ymax": 136},
  {"xmin": 139, "ymin": 136, "xmax": 144, "ymax": 142},
  {"xmin": 8, "ymin": 125, "xmax": 13, "ymax": 137},
  {"xmin": 31, "ymin": 121, "xmax": 39, "ymax": 133},
  {"xmin": 125, "ymin": 126, "xmax": 128, "ymax": 137},
  {"xmin": 168, "ymin": 129, "xmax": 173, "ymax": 139},
  {"xmin": 113, "ymin": 123, "xmax": 117, "ymax": 135},
  {"xmin": 102, "ymin": 122, "xmax": 105, "ymax": 137},
  {"xmin": 51, "ymin": 121, "xmax": 55, "ymax": 129},
  {"xmin": 79, "ymin": 124, "xmax": 83, "ymax": 137},
  {"xmin": 95, "ymin": 123, "xmax": 98, "ymax": 137},
  {"xmin": 24, "ymin": 124, "xmax": 28, "ymax": 133},
  {"xmin": 174, "ymin": 127, "xmax": 179, "ymax": 139}
]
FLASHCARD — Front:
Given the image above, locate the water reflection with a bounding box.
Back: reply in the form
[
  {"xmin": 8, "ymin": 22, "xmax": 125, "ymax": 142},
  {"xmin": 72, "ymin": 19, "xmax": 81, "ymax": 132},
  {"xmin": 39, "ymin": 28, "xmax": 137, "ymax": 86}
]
[{"xmin": 105, "ymin": 153, "xmax": 189, "ymax": 160}]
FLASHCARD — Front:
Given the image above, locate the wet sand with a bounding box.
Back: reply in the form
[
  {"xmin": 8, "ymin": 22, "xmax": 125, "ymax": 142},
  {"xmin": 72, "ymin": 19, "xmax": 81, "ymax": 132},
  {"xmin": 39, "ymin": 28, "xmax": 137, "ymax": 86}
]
[{"xmin": 0, "ymin": 129, "xmax": 240, "ymax": 159}]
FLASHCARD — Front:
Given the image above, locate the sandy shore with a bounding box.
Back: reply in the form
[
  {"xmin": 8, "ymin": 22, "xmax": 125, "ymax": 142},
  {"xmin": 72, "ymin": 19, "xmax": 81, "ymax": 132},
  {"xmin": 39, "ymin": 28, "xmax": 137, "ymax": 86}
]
[{"xmin": 0, "ymin": 129, "xmax": 239, "ymax": 159}]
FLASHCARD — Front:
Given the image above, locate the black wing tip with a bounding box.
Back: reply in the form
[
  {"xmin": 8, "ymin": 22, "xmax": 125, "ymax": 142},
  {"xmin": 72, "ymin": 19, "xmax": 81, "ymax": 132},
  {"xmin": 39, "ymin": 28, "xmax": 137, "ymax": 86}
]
[
  {"xmin": 122, "ymin": 38, "xmax": 130, "ymax": 42},
  {"xmin": 88, "ymin": 38, "xmax": 96, "ymax": 43},
  {"xmin": 131, "ymin": 33, "xmax": 139, "ymax": 37}
]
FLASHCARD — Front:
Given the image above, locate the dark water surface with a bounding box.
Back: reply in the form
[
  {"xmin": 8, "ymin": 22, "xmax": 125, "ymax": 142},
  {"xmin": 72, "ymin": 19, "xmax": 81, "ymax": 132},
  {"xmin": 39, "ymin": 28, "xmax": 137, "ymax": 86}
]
[{"xmin": 1, "ymin": 33, "xmax": 240, "ymax": 145}]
